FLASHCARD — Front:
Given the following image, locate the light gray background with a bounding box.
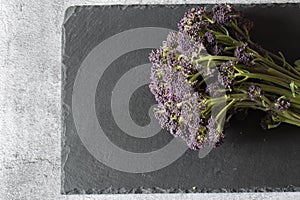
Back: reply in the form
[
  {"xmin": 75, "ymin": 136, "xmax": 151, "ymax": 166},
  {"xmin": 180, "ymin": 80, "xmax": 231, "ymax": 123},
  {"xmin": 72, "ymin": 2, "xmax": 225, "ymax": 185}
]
[{"xmin": 0, "ymin": 0, "xmax": 300, "ymax": 199}]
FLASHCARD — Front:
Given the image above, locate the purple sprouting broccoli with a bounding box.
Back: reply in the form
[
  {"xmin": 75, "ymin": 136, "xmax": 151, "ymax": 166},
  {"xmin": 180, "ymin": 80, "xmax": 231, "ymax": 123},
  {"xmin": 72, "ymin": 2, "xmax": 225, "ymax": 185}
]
[{"xmin": 149, "ymin": 4, "xmax": 300, "ymax": 150}]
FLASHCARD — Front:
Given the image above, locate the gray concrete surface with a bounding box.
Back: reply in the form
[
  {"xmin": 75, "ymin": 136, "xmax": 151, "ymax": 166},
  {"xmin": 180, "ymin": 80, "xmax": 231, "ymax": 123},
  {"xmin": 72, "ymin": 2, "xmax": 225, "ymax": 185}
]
[{"xmin": 0, "ymin": 0, "xmax": 300, "ymax": 200}]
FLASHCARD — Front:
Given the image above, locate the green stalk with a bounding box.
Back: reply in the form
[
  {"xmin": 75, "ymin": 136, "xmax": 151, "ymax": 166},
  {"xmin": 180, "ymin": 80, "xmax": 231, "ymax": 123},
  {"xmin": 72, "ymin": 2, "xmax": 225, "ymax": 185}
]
[
  {"xmin": 194, "ymin": 55, "xmax": 238, "ymax": 63},
  {"xmin": 252, "ymin": 51, "xmax": 300, "ymax": 81},
  {"xmin": 216, "ymin": 22, "xmax": 300, "ymax": 81},
  {"xmin": 241, "ymin": 82, "xmax": 300, "ymax": 104},
  {"xmin": 215, "ymin": 99, "xmax": 236, "ymax": 131},
  {"xmin": 247, "ymin": 39, "xmax": 300, "ymax": 77},
  {"xmin": 235, "ymin": 73, "xmax": 294, "ymax": 89},
  {"xmin": 233, "ymin": 100, "xmax": 300, "ymax": 127}
]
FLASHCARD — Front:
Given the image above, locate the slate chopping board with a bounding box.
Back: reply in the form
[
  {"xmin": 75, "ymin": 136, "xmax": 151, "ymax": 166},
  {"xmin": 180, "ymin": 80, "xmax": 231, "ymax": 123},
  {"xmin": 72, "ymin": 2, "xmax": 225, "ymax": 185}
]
[{"xmin": 62, "ymin": 4, "xmax": 300, "ymax": 194}]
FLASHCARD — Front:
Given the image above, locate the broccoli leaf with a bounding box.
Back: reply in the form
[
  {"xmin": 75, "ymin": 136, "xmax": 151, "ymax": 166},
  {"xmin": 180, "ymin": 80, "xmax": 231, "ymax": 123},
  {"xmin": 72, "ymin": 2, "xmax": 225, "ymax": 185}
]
[{"xmin": 294, "ymin": 60, "xmax": 300, "ymax": 69}]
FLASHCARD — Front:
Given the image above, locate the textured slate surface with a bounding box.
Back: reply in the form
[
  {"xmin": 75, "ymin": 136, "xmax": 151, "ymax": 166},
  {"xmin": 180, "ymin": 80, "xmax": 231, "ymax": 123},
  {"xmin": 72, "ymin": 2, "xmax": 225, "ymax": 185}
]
[{"xmin": 62, "ymin": 4, "xmax": 300, "ymax": 194}]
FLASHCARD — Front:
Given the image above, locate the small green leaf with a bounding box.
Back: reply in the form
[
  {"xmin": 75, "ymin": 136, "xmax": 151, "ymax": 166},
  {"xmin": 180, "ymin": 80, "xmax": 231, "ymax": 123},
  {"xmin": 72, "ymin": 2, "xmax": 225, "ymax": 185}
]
[
  {"xmin": 207, "ymin": 58, "xmax": 212, "ymax": 68},
  {"xmin": 221, "ymin": 25, "xmax": 229, "ymax": 36},
  {"xmin": 294, "ymin": 60, "xmax": 300, "ymax": 68},
  {"xmin": 177, "ymin": 55, "xmax": 184, "ymax": 61},
  {"xmin": 278, "ymin": 51, "xmax": 287, "ymax": 67},
  {"xmin": 178, "ymin": 116, "xmax": 183, "ymax": 125},
  {"xmin": 266, "ymin": 54, "xmax": 274, "ymax": 63},
  {"xmin": 290, "ymin": 81, "xmax": 297, "ymax": 98},
  {"xmin": 268, "ymin": 121, "xmax": 281, "ymax": 129},
  {"xmin": 176, "ymin": 65, "xmax": 182, "ymax": 70},
  {"xmin": 262, "ymin": 100, "xmax": 266, "ymax": 107}
]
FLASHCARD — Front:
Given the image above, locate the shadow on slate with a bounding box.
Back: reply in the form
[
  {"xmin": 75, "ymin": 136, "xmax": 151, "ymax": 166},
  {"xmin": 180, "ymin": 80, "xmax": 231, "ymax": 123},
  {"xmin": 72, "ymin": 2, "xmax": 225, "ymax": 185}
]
[{"xmin": 61, "ymin": 4, "xmax": 300, "ymax": 194}]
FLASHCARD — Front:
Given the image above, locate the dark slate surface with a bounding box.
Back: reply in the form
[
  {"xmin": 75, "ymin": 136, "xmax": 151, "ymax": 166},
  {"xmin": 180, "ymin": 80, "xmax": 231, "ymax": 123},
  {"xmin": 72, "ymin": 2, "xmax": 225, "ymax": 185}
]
[{"xmin": 62, "ymin": 4, "xmax": 300, "ymax": 194}]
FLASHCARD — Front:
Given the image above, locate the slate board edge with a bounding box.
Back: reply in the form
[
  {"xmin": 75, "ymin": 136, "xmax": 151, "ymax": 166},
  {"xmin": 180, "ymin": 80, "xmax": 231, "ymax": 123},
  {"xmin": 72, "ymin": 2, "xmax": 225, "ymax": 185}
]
[
  {"xmin": 61, "ymin": 20, "xmax": 71, "ymax": 194},
  {"xmin": 65, "ymin": 185, "xmax": 300, "ymax": 194},
  {"xmin": 62, "ymin": 2, "xmax": 300, "ymax": 25}
]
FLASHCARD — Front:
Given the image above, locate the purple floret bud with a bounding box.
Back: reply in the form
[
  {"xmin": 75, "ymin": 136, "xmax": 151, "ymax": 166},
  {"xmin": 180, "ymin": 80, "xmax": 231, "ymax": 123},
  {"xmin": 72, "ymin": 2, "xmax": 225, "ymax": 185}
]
[
  {"xmin": 177, "ymin": 32, "xmax": 206, "ymax": 57},
  {"xmin": 178, "ymin": 7, "xmax": 206, "ymax": 32},
  {"xmin": 212, "ymin": 4, "xmax": 235, "ymax": 24},
  {"xmin": 248, "ymin": 85, "xmax": 262, "ymax": 100},
  {"xmin": 205, "ymin": 31, "xmax": 216, "ymax": 44},
  {"xmin": 166, "ymin": 49, "xmax": 179, "ymax": 68},
  {"xmin": 206, "ymin": 117, "xmax": 224, "ymax": 147},
  {"xmin": 212, "ymin": 44, "xmax": 224, "ymax": 55},
  {"xmin": 177, "ymin": 7, "xmax": 209, "ymax": 41},
  {"xmin": 186, "ymin": 129, "xmax": 207, "ymax": 150},
  {"xmin": 274, "ymin": 97, "xmax": 291, "ymax": 111},
  {"xmin": 234, "ymin": 43, "xmax": 253, "ymax": 66},
  {"xmin": 177, "ymin": 32, "xmax": 194, "ymax": 54},
  {"xmin": 149, "ymin": 48, "xmax": 165, "ymax": 65},
  {"xmin": 165, "ymin": 31, "xmax": 178, "ymax": 48},
  {"xmin": 218, "ymin": 61, "xmax": 234, "ymax": 90}
]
